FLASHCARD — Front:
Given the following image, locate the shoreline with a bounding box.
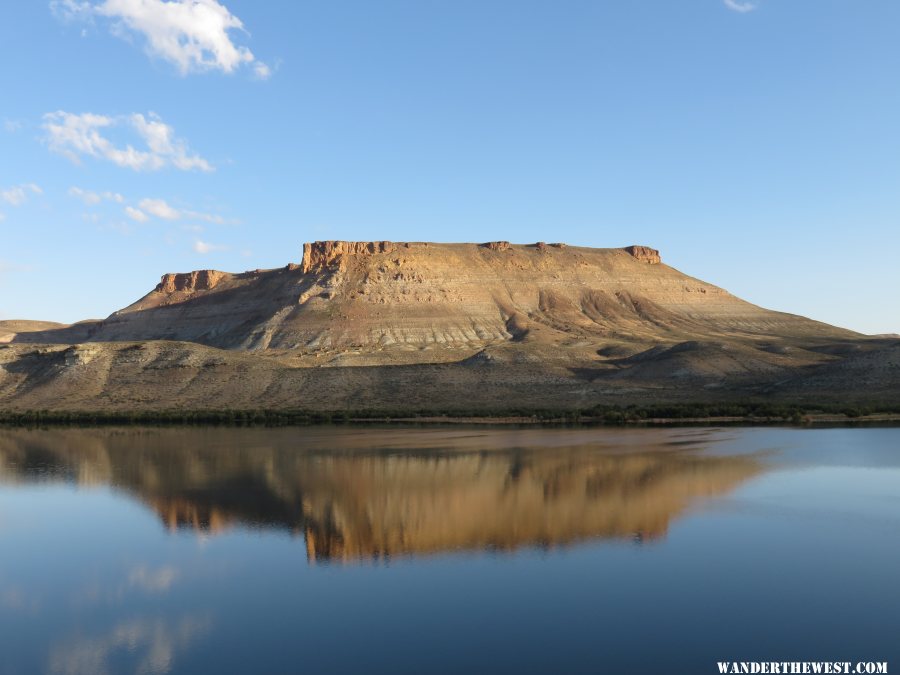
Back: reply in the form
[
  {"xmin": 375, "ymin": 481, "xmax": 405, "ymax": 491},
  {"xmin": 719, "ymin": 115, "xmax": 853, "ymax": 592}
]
[
  {"xmin": 2, "ymin": 408, "xmax": 899, "ymax": 428},
  {"xmin": 353, "ymin": 413, "xmax": 900, "ymax": 426}
]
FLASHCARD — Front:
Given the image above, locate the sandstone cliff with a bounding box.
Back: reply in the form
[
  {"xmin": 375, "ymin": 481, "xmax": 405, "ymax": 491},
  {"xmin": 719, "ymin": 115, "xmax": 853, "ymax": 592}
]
[
  {"xmin": 155, "ymin": 269, "xmax": 227, "ymax": 294},
  {"xmin": 301, "ymin": 240, "xmax": 399, "ymax": 273}
]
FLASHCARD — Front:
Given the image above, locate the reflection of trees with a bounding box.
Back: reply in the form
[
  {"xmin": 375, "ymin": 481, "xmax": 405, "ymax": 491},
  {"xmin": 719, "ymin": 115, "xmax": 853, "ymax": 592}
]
[{"xmin": 0, "ymin": 428, "xmax": 762, "ymax": 563}]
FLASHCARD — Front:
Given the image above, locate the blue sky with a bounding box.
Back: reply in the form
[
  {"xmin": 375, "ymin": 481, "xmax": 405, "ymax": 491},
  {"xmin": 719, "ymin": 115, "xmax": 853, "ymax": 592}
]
[{"xmin": 1, "ymin": 0, "xmax": 898, "ymax": 334}]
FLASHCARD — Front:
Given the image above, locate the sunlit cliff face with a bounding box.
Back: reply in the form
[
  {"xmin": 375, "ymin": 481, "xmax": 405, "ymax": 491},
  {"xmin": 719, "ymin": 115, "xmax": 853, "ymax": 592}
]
[{"xmin": 0, "ymin": 427, "xmax": 763, "ymax": 564}]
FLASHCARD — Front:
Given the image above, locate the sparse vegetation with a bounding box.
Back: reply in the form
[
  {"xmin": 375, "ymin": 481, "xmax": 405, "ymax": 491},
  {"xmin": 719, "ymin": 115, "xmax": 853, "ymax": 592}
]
[{"xmin": 1, "ymin": 401, "xmax": 898, "ymax": 428}]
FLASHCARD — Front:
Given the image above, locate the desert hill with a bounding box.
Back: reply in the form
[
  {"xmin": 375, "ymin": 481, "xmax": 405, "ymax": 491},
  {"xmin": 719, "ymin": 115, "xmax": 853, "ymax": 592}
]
[
  {"xmin": 0, "ymin": 320, "xmax": 66, "ymax": 343},
  {"xmin": 0, "ymin": 241, "xmax": 896, "ymax": 412}
]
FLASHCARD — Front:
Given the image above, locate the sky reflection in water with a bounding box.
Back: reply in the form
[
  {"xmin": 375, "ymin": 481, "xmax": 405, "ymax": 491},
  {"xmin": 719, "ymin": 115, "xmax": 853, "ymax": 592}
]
[{"xmin": 1, "ymin": 427, "xmax": 898, "ymax": 674}]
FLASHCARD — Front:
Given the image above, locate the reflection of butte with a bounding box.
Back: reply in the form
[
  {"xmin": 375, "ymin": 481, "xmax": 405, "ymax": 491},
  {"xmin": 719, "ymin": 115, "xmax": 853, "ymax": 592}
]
[
  {"xmin": 0, "ymin": 428, "xmax": 762, "ymax": 563},
  {"xmin": 296, "ymin": 452, "xmax": 760, "ymax": 562}
]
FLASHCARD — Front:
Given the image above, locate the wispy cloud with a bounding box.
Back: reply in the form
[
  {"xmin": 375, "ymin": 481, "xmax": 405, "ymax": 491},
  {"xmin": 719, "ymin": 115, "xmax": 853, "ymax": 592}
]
[
  {"xmin": 193, "ymin": 239, "xmax": 226, "ymax": 254},
  {"xmin": 3, "ymin": 119, "xmax": 24, "ymax": 133},
  {"xmin": 68, "ymin": 186, "xmax": 102, "ymax": 205},
  {"xmin": 124, "ymin": 205, "xmax": 149, "ymax": 222},
  {"xmin": 253, "ymin": 62, "xmax": 272, "ymax": 80},
  {"xmin": 135, "ymin": 197, "xmax": 229, "ymax": 224},
  {"xmin": 723, "ymin": 0, "xmax": 757, "ymax": 13},
  {"xmin": 43, "ymin": 111, "xmax": 213, "ymax": 172},
  {"xmin": 69, "ymin": 187, "xmax": 127, "ymax": 205},
  {"xmin": 70, "ymin": 190, "xmax": 232, "ymax": 231},
  {"xmin": 51, "ymin": 0, "xmax": 270, "ymax": 78},
  {"xmin": 1, "ymin": 183, "xmax": 42, "ymax": 206},
  {"xmin": 138, "ymin": 198, "xmax": 180, "ymax": 220}
]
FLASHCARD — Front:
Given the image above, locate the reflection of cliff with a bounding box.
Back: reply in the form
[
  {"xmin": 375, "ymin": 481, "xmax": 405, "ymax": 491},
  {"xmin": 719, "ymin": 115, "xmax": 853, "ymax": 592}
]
[{"xmin": 0, "ymin": 428, "xmax": 763, "ymax": 562}]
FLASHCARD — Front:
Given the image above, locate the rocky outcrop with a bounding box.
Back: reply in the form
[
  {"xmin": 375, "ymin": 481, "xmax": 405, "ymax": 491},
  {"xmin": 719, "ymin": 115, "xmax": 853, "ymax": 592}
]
[
  {"xmin": 481, "ymin": 241, "xmax": 511, "ymax": 251},
  {"xmin": 624, "ymin": 245, "xmax": 661, "ymax": 264},
  {"xmin": 301, "ymin": 241, "xmax": 398, "ymax": 273},
  {"xmin": 155, "ymin": 270, "xmax": 226, "ymax": 294}
]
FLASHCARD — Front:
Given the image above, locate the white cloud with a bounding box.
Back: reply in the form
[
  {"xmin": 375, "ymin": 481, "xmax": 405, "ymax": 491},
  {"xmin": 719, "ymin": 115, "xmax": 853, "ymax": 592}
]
[
  {"xmin": 43, "ymin": 111, "xmax": 213, "ymax": 172},
  {"xmin": 723, "ymin": 0, "xmax": 757, "ymax": 12},
  {"xmin": 52, "ymin": 0, "xmax": 270, "ymax": 77},
  {"xmin": 138, "ymin": 197, "xmax": 180, "ymax": 220},
  {"xmin": 0, "ymin": 213, "xmax": 5, "ymax": 222},
  {"xmin": 50, "ymin": 0, "xmax": 90, "ymax": 19},
  {"xmin": 69, "ymin": 187, "xmax": 127, "ymax": 206},
  {"xmin": 68, "ymin": 186, "xmax": 102, "ymax": 205},
  {"xmin": 134, "ymin": 197, "xmax": 227, "ymax": 224},
  {"xmin": 129, "ymin": 113, "xmax": 212, "ymax": 171},
  {"xmin": 253, "ymin": 62, "xmax": 271, "ymax": 80},
  {"xmin": 2, "ymin": 189, "xmax": 27, "ymax": 207},
  {"xmin": 3, "ymin": 119, "xmax": 24, "ymax": 133},
  {"xmin": 124, "ymin": 206, "xmax": 149, "ymax": 222},
  {"xmin": 1, "ymin": 183, "xmax": 42, "ymax": 206},
  {"xmin": 193, "ymin": 239, "xmax": 226, "ymax": 254},
  {"xmin": 63, "ymin": 183, "xmax": 235, "ymax": 230}
]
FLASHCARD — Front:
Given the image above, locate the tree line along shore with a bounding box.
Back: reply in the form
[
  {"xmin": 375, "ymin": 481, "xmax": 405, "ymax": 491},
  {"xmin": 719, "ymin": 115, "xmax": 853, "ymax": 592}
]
[{"xmin": 1, "ymin": 402, "xmax": 899, "ymax": 427}]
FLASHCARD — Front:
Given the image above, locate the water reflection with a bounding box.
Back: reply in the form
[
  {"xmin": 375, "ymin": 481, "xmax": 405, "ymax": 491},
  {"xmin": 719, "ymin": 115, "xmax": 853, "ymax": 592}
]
[
  {"xmin": 47, "ymin": 614, "xmax": 212, "ymax": 675},
  {"xmin": 0, "ymin": 427, "xmax": 763, "ymax": 563}
]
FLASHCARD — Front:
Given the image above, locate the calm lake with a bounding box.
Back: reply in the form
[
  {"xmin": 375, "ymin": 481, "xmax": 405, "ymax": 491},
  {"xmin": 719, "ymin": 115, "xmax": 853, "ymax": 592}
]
[{"xmin": 1, "ymin": 426, "xmax": 898, "ymax": 674}]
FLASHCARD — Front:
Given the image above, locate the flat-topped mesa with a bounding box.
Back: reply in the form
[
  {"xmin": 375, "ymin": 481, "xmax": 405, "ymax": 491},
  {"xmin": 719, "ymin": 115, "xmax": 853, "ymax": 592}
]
[
  {"xmin": 301, "ymin": 241, "xmax": 398, "ymax": 274},
  {"xmin": 624, "ymin": 245, "xmax": 661, "ymax": 264},
  {"xmin": 155, "ymin": 269, "xmax": 226, "ymax": 294}
]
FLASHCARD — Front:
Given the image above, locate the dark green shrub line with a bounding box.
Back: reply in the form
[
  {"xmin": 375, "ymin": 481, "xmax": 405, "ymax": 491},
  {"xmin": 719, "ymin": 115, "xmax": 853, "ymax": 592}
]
[{"xmin": 0, "ymin": 401, "xmax": 899, "ymax": 428}]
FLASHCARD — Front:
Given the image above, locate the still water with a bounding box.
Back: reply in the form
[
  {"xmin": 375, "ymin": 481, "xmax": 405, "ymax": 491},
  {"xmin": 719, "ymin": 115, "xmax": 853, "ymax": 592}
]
[{"xmin": 1, "ymin": 426, "xmax": 898, "ymax": 674}]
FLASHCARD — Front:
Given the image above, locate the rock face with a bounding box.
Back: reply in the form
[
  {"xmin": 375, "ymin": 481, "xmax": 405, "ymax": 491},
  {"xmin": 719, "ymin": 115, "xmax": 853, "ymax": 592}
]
[
  {"xmin": 624, "ymin": 245, "xmax": 661, "ymax": 264},
  {"xmin": 2, "ymin": 240, "xmax": 891, "ymax": 413},
  {"xmin": 156, "ymin": 270, "xmax": 226, "ymax": 293},
  {"xmin": 480, "ymin": 241, "xmax": 512, "ymax": 251},
  {"xmin": 300, "ymin": 240, "xmax": 398, "ymax": 273}
]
